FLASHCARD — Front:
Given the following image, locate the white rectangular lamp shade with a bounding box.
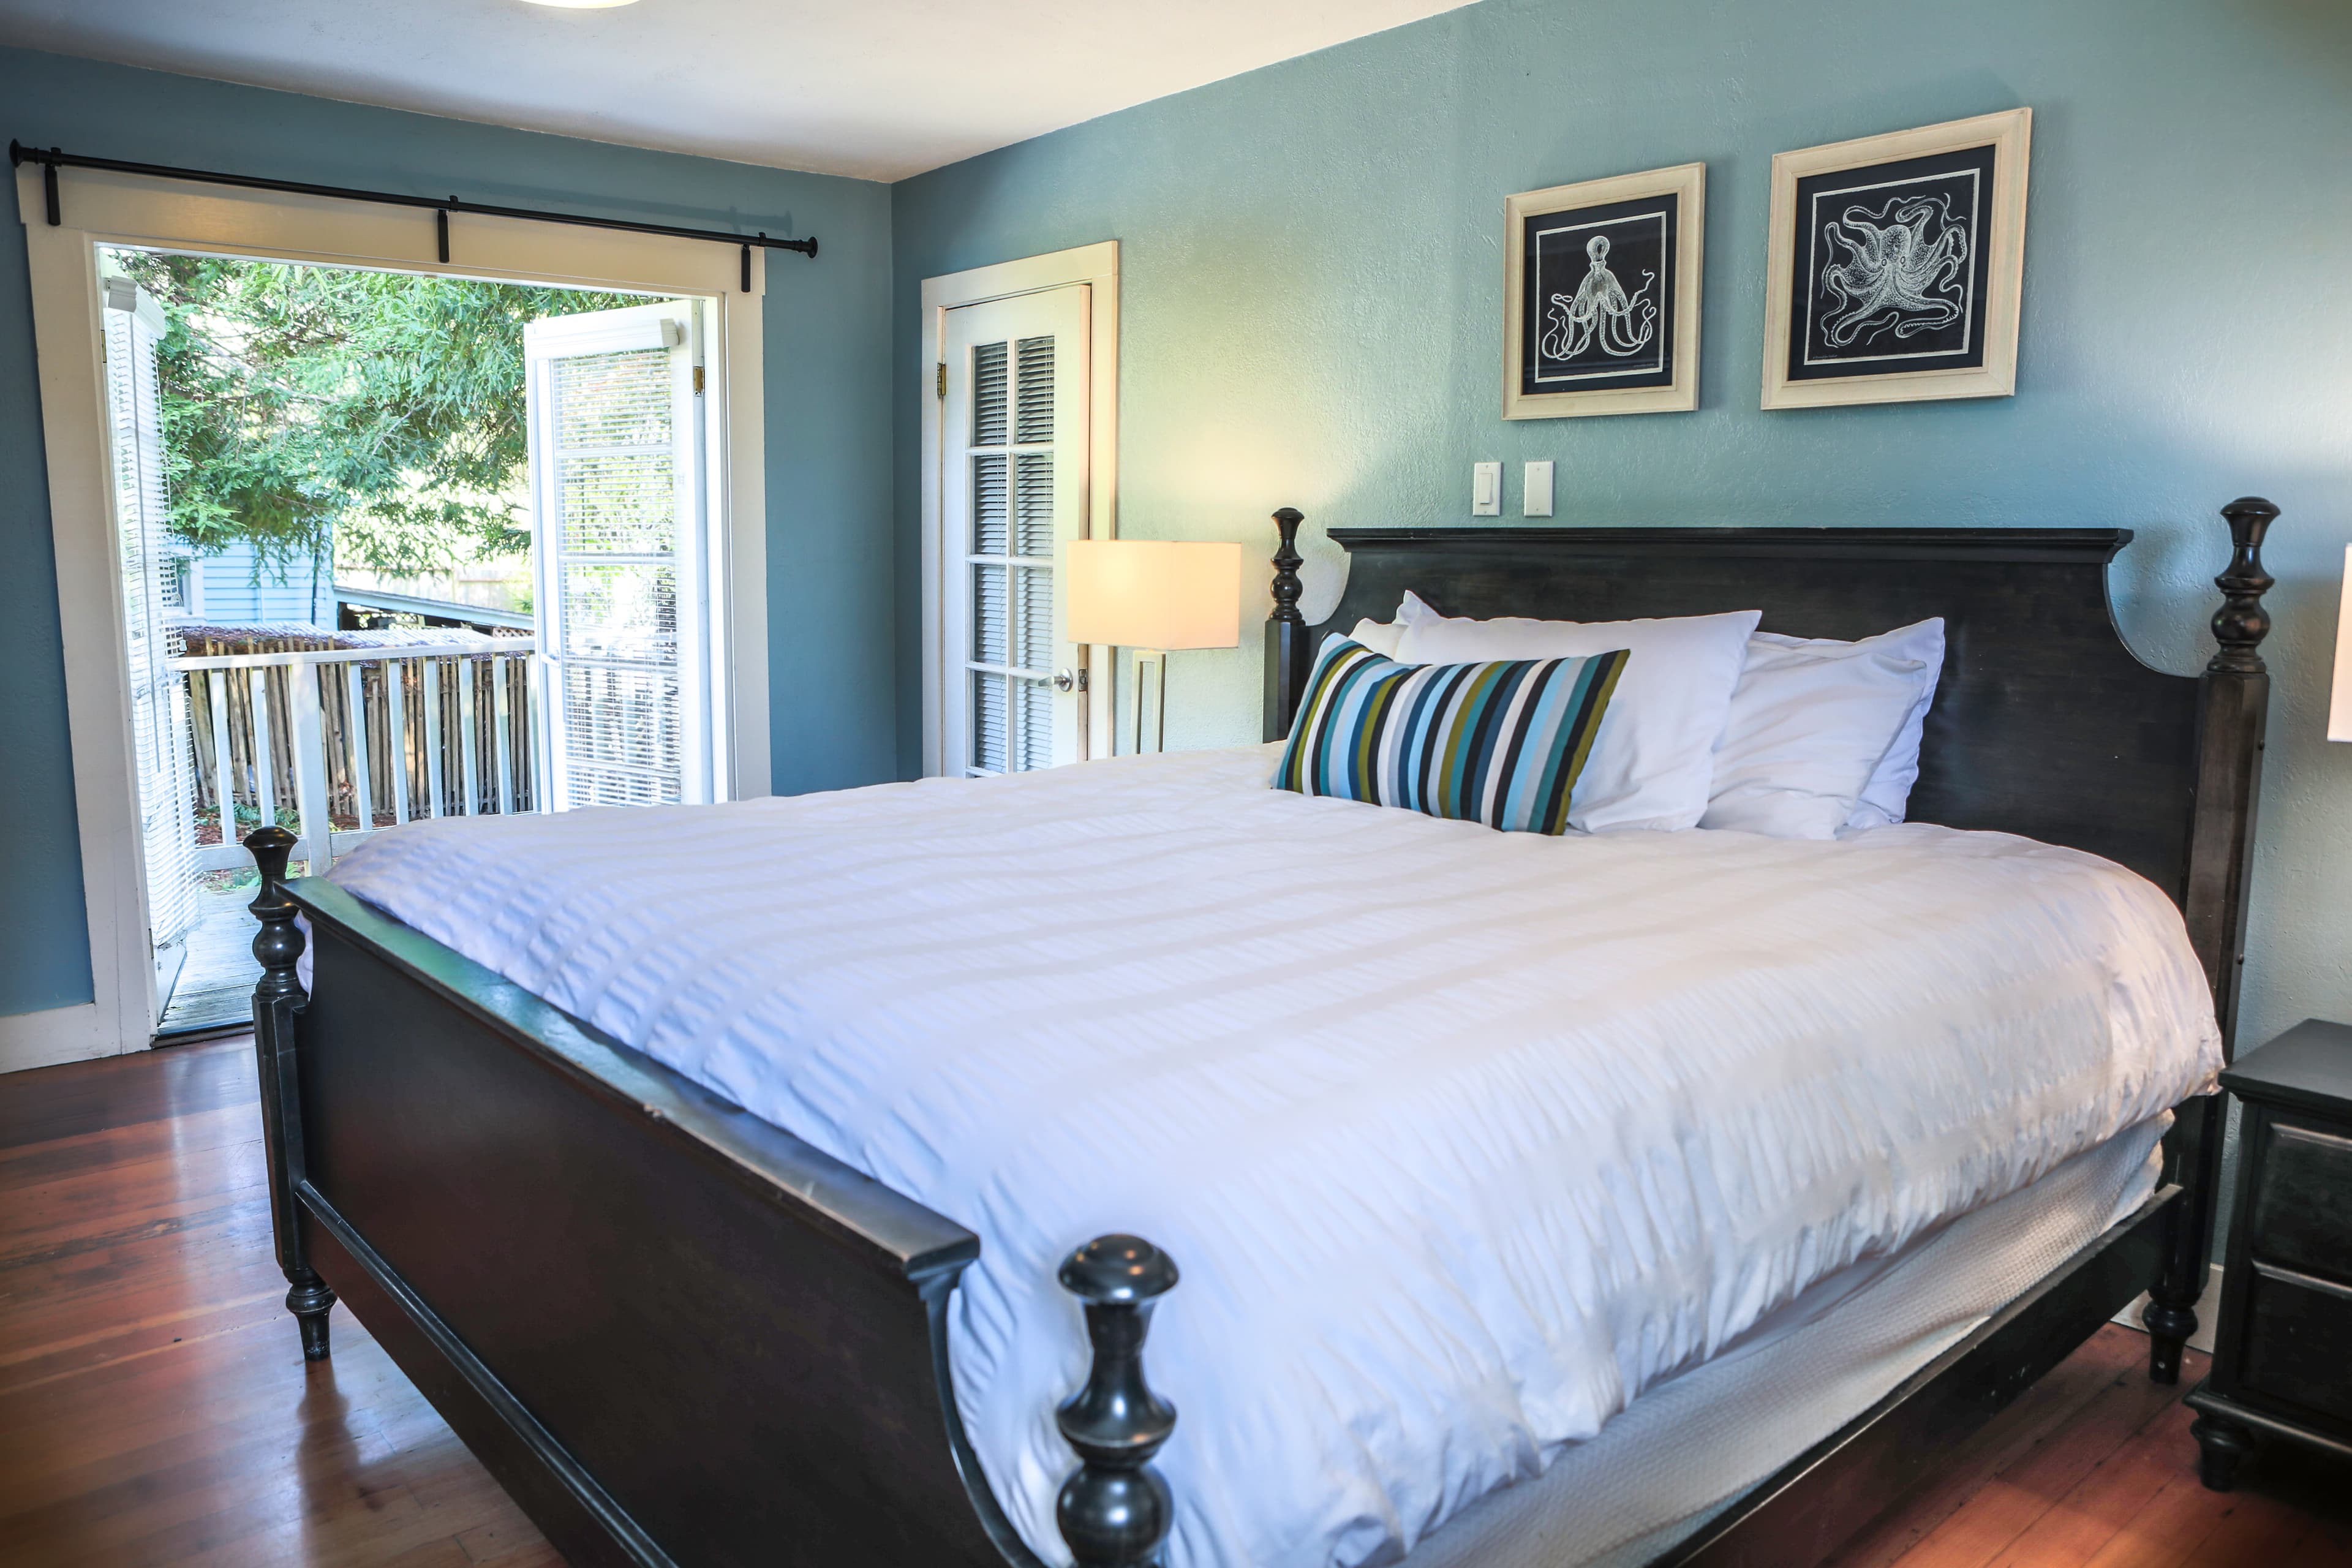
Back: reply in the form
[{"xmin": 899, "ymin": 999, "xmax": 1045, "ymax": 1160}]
[
  {"xmin": 1066, "ymin": 540, "xmax": 1243, "ymax": 650},
  {"xmin": 2332, "ymin": 544, "xmax": 2352, "ymax": 743}
]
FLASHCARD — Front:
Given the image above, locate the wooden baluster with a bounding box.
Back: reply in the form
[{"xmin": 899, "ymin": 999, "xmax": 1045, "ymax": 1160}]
[
  {"xmin": 423, "ymin": 658, "xmax": 446, "ymax": 818},
  {"xmin": 244, "ymin": 824, "xmax": 336, "ymax": 1360},
  {"xmin": 459, "ymin": 655, "xmax": 481, "ymax": 815},
  {"xmin": 2146, "ymin": 496, "xmax": 2278, "ymax": 1387},
  {"xmin": 345, "ymin": 661, "xmax": 374, "ymax": 839},
  {"xmin": 288, "ymin": 662, "xmax": 334, "ymax": 870},
  {"xmin": 206, "ymin": 670, "xmax": 235, "ymax": 845},
  {"xmin": 249, "ymin": 666, "xmax": 277, "ymax": 832},
  {"xmin": 1262, "ymin": 507, "xmax": 1312, "ymax": 743},
  {"xmin": 1057, "ymin": 1235, "xmax": 1179, "ymax": 1568},
  {"xmin": 492, "ymin": 654, "xmax": 515, "ymax": 815}
]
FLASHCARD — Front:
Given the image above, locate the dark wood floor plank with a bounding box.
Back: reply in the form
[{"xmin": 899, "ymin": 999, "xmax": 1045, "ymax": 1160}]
[
  {"xmin": 0, "ymin": 1038, "xmax": 256, "ymax": 1152},
  {"xmin": 1824, "ymin": 1326, "xmax": 2147, "ymax": 1568},
  {"xmin": 0, "ymin": 1038, "xmax": 562, "ymax": 1568}
]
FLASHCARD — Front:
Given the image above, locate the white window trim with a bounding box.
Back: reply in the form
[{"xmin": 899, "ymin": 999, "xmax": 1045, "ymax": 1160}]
[
  {"xmin": 920, "ymin": 241, "xmax": 1119, "ymax": 776},
  {"xmin": 10, "ymin": 162, "xmax": 771, "ymax": 1064}
]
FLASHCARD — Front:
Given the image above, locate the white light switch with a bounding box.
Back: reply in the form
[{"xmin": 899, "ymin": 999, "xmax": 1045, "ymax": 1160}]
[
  {"xmin": 1472, "ymin": 461, "xmax": 1502, "ymax": 516},
  {"xmin": 1523, "ymin": 461, "xmax": 1555, "ymax": 518}
]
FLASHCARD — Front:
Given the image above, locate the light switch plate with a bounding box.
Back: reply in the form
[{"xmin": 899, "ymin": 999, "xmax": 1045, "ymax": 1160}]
[
  {"xmin": 1472, "ymin": 461, "xmax": 1502, "ymax": 516},
  {"xmin": 1524, "ymin": 461, "xmax": 1555, "ymax": 518}
]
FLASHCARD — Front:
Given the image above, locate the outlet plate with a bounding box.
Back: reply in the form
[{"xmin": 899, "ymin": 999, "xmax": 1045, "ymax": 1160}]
[{"xmin": 1524, "ymin": 461, "xmax": 1554, "ymax": 518}]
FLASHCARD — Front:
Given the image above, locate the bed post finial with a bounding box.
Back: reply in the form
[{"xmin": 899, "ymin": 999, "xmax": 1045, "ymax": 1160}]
[
  {"xmin": 1264, "ymin": 507, "xmax": 1313, "ymax": 743},
  {"xmin": 1057, "ymin": 1234, "xmax": 1180, "ymax": 1568},
  {"xmin": 2208, "ymin": 496, "xmax": 2277, "ymax": 674},
  {"xmin": 246, "ymin": 825, "xmax": 337, "ymax": 1362}
]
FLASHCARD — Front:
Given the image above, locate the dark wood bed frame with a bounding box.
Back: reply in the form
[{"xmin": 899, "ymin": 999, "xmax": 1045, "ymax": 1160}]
[{"xmin": 244, "ymin": 502, "xmax": 2276, "ymax": 1568}]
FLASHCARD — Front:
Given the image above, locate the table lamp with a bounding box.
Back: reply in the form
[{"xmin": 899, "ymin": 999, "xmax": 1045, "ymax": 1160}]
[
  {"xmin": 2334, "ymin": 544, "xmax": 2352, "ymax": 743},
  {"xmin": 1066, "ymin": 540, "xmax": 1243, "ymax": 754}
]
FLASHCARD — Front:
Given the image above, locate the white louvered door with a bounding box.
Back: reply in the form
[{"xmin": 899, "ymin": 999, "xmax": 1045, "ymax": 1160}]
[
  {"xmin": 525, "ymin": 301, "xmax": 711, "ymax": 810},
  {"xmin": 99, "ymin": 275, "xmax": 197, "ymax": 1005},
  {"xmin": 940, "ymin": 288, "xmax": 1090, "ymax": 774}
]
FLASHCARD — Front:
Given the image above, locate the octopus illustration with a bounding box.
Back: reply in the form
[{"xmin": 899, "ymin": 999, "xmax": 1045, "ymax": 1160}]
[
  {"xmin": 1542, "ymin": 234, "xmax": 1657, "ymax": 362},
  {"xmin": 1817, "ymin": 194, "xmax": 1970, "ymax": 349}
]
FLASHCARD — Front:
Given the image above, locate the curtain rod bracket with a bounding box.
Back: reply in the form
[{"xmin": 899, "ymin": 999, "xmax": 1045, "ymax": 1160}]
[{"xmin": 437, "ymin": 202, "xmax": 451, "ymax": 265}]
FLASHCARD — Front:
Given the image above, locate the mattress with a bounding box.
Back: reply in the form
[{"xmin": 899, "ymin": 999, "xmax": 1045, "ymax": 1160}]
[{"xmin": 325, "ymin": 742, "xmax": 2221, "ymax": 1568}]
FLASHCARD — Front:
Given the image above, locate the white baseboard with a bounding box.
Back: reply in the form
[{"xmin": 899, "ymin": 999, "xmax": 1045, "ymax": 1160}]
[
  {"xmin": 2115, "ymin": 1261, "xmax": 2226, "ymax": 1354},
  {"xmin": 0, "ymin": 1001, "xmax": 135, "ymax": 1074}
]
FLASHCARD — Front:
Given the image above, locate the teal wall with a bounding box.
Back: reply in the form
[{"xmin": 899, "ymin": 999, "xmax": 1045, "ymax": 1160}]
[
  {"xmin": 892, "ymin": 0, "xmax": 2352, "ymax": 1049},
  {"xmin": 0, "ymin": 47, "xmax": 897, "ymax": 1018}
]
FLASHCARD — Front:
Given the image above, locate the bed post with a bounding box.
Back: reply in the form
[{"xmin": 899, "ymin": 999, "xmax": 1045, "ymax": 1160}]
[
  {"xmin": 246, "ymin": 824, "xmax": 337, "ymax": 1361},
  {"xmin": 1057, "ymin": 1234, "xmax": 1180, "ymax": 1568},
  {"xmin": 2144, "ymin": 495, "xmax": 2277, "ymax": 1385},
  {"xmin": 1263, "ymin": 507, "xmax": 1312, "ymax": 742}
]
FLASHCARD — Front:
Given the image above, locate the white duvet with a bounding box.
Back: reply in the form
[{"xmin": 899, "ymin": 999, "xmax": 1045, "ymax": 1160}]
[{"xmin": 327, "ymin": 744, "xmax": 2221, "ymax": 1568}]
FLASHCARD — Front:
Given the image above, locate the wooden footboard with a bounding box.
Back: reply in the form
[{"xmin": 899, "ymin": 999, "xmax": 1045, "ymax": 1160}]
[{"xmin": 263, "ymin": 861, "xmax": 1048, "ymax": 1568}]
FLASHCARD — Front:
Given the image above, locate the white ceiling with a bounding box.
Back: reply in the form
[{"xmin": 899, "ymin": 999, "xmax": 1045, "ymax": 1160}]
[{"xmin": 0, "ymin": 0, "xmax": 1477, "ymax": 182}]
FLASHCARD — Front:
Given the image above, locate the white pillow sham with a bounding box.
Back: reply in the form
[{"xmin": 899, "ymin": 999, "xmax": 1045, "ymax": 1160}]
[
  {"xmin": 1344, "ymin": 590, "xmax": 1439, "ymax": 659},
  {"xmin": 1397, "ymin": 605, "xmax": 1762, "ymax": 832},
  {"xmin": 1731, "ymin": 620, "xmax": 1947, "ymax": 832},
  {"xmin": 1702, "ymin": 635, "xmax": 1931, "ymax": 839}
]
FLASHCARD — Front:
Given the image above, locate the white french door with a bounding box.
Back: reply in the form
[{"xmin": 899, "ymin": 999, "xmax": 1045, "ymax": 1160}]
[
  {"xmin": 525, "ymin": 300, "xmax": 713, "ymax": 809},
  {"xmin": 940, "ymin": 287, "xmax": 1091, "ymax": 774}
]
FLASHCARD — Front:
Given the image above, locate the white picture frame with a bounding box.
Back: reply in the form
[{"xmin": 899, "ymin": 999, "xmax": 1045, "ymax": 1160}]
[
  {"xmin": 1762, "ymin": 108, "xmax": 2031, "ymax": 410},
  {"xmin": 1504, "ymin": 162, "xmax": 1705, "ymax": 420}
]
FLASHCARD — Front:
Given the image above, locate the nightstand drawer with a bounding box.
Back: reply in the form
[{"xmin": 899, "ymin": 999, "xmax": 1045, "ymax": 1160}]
[
  {"xmin": 2238, "ymin": 1267, "xmax": 2352, "ymax": 1423},
  {"xmin": 2249, "ymin": 1118, "xmax": 2352, "ymax": 1286}
]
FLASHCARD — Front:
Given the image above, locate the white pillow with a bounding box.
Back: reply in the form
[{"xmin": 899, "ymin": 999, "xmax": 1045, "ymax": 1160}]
[
  {"xmin": 1828, "ymin": 619, "xmax": 1946, "ymax": 829},
  {"xmin": 1712, "ymin": 619, "xmax": 1945, "ymax": 834},
  {"xmin": 1344, "ymin": 591, "xmax": 1439, "ymax": 659},
  {"xmin": 1398, "ymin": 606, "xmax": 1762, "ymax": 832},
  {"xmin": 1702, "ymin": 636, "xmax": 1932, "ymax": 839}
]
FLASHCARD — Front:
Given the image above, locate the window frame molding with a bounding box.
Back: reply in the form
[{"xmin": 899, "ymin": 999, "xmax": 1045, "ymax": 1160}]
[
  {"xmin": 919, "ymin": 241, "xmax": 1119, "ymax": 776},
  {"xmin": 8, "ymin": 162, "xmax": 771, "ymax": 1066}
]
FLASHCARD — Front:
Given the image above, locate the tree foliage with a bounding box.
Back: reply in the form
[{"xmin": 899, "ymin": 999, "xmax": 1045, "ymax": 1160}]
[{"xmin": 111, "ymin": 251, "xmax": 636, "ymax": 577}]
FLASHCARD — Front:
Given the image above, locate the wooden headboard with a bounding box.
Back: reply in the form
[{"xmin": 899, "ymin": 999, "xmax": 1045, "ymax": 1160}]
[{"xmin": 1259, "ymin": 506, "xmax": 2276, "ymax": 1049}]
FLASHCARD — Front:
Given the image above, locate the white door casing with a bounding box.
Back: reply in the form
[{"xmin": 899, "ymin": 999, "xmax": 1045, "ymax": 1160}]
[
  {"xmin": 525, "ymin": 300, "xmax": 715, "ymax": 808},
  {"xmin": 940, "ymin": 288, "xmax": 1088, "ymax": 774},
  {"xmin": 919, "ymin": 243, "xmax": 1119, "ymax": 776},
  {"xmin": 12, "ymin": 161, "xmax": 769, "ymax": 1067}
]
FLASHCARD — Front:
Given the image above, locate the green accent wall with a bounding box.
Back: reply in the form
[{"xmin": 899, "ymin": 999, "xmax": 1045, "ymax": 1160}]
[
  {"xmin": 0, "ymin": 47, "xmax": 895, "ymax": 1017},
  {"xmin": 892, "ymin": 0, "xmax": 2352, "ymax": 1049}
]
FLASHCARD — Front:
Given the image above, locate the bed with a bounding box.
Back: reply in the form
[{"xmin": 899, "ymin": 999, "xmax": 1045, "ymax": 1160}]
[{"xmin": 241, "ymin": 504, "xmax": 2277, "ymax": 1568}]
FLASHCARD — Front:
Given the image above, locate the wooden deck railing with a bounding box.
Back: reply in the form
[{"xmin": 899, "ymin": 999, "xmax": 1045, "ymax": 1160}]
[{"xmin": 172, "ymin": 641, "xmax": 544, "ymax": 872}]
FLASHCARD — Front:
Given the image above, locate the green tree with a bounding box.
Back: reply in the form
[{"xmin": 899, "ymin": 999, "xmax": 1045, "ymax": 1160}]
[{"xmin": 111, "ymin": 251, "xmax": 637, "ymax": 580}]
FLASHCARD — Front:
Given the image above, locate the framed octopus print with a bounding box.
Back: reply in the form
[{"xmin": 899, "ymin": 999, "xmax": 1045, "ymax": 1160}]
[
  {"xmin": 1762, "ymin": 108, "xmax": 2032, "ymax": 409},
  {"xmin": 1503, "ymin": 162, "xmax": 1705, "ymax": 420}
]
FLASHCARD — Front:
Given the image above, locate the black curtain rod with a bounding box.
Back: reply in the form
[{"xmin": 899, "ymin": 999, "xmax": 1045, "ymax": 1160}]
[{"xmin": 9, "ymin": 140, "xmax": 815, "ymax": 292}]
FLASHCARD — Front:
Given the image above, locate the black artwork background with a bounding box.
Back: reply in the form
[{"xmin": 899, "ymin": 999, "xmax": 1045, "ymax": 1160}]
[
  {"xmin": 1519, "ymin": 191, "xmax": 1677, "ymax": 398},
  {"xmin": 1787, "ymin": 142, "xmax": 1997, "ymax": 382}
]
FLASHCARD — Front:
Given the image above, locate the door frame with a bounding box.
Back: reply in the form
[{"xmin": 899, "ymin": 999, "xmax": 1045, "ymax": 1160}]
[
  {"xmin": 10, "ymin": 162, "xmax": 771, "ymax": 1067},
  {"xmin": 919, "ymin": 241, "xmax": 1118, "ymax": 776}
]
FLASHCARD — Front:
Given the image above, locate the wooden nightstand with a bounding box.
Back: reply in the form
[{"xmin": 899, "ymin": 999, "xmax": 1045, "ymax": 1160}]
[{"xmin": 2187, "ymin": 1018, "xmax": 2352, "ymax": 1490}]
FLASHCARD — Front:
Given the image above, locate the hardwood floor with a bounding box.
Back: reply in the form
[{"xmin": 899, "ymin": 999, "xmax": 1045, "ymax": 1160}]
[
  {"xmin": 2, "ymin": 1036, "xmax": 2347, "ymax": 1567},
  {"xmin": 0, "ymin": 1036, "xmax": 556, "ymax": 1567}
]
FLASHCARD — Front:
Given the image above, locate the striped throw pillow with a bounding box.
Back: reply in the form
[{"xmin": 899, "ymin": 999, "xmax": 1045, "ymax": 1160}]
[{"xmin": 1272, "ymin": 637, "xmax": 1630, "ymax": 835}]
